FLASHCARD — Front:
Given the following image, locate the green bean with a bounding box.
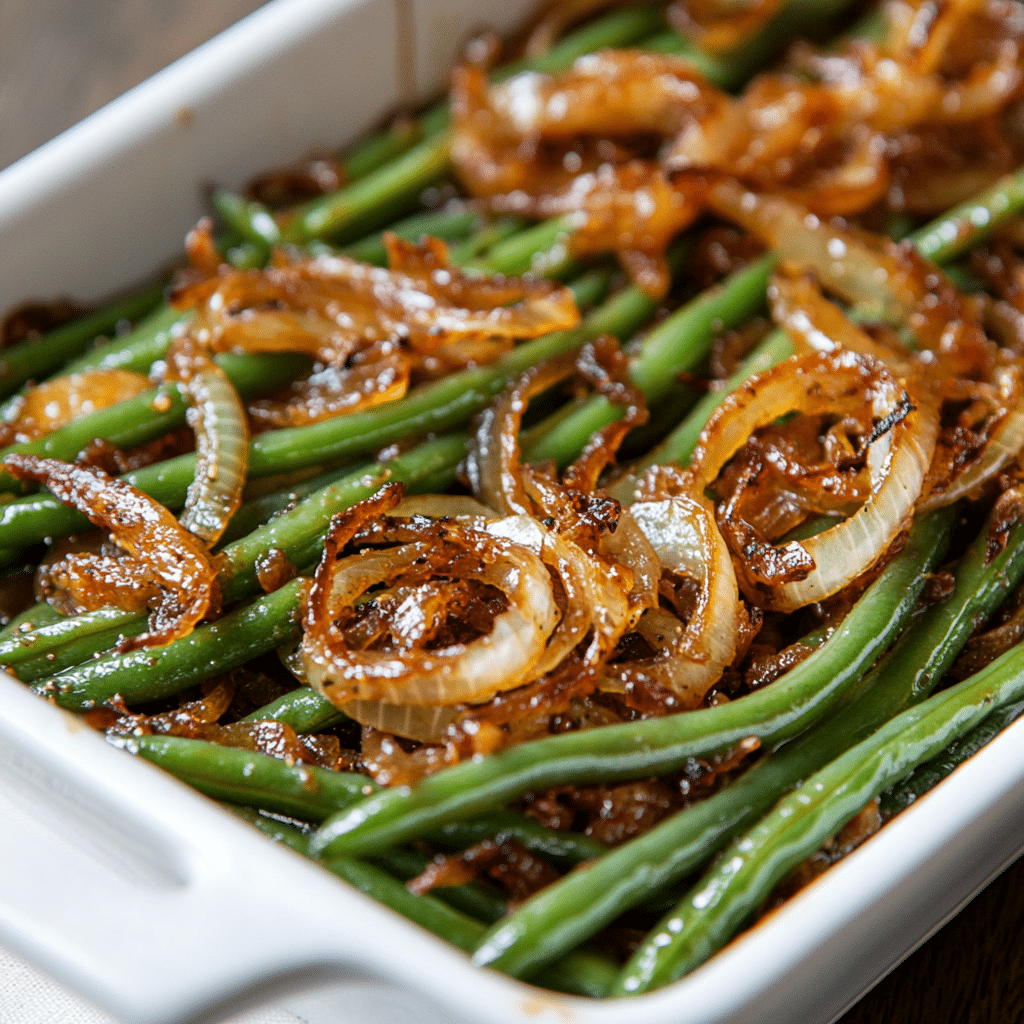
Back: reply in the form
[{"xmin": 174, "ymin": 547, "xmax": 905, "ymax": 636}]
[
  {"xmin": 308, "ymin": 508, "xmax": 952, "ymax": 859},
  {"xmin": 912, "ymin": 167, "xmax": 1024, "ymax": 265},
  {"xmin": 230, "ymin": 806, "xmax": 513, "ymax": 938},
  {"xmin": 217, "ymin": 462, "xmax": 373, "ymax": 547},
  {"xmin": 467, "ymin": 216, "xmax": 579, "ymax": 279},
  {"xmin": 880, "ymin": 699, "xmax": 1024, "ymax": 817},
  {"xmin": 0, "ymin": 606, "xmax": 143, "ymax": 672},
  {"xmin": 343, "ymin": 120, "xmax": 426, "ymax": 184},
  {"xmin": 447, "ymin": 216, "xmax": 529, "ymax": 266},
  {"xmin": 0, "ymin": 601, "xmax": 62, "ymax": 643},
  {"xmin": 230, "ymin": 806, "xmax": 314, "ymax": 854},
  {"xmin": 340, "ymin": 206, "xmax": 485, "ymax": 265},
  {"xmin": 135, "ymin": 728, "xmax": 602, "ymax": 875},
  {"xmin": 212, "ymin": 188, "xmax": 280, "ymax": 249},
  {"xmin": 615, "ymin": 634, "xmax": 1024, "ymax": 993},
  {"xmin": 327, "ymin": 856, "xmax": 491, "ymax": 950},
  {"xmin": 242, "ymin": 686, "xmax": 350, "ymax": 733},
  {"xmin": 327, "ymin": 857, "xmax": 619, "ymax": 998},
  {"xmin": 129, "ymin": 734, "xmax": 378, "ymax": 820},
  {"xmin": 0, "ymin": 282, "xmax": 165, "ymax": 398},
  {"xmin": 60, "ymin": 302, "xmax": 186, "ymax": 377},
  {"xmin": 370, "ymin": 846, "xmax": 509, "ymax": 925},
  {"xmin": 426, "ymin": 809, "xmax": 606, "ymax": 870},
  {"xmin": 11, "ymin": 615, "xmax": 151, "ymax": 683},
  {"xmin": 525, "ymin": 255, "xmax": 774, "ymax": 467},
  {"xmin": 225, "ymin": 789, "xmax": 615, "ymax": 994},
  {"xmin": 473, "ymin": 505, "xmax": 1024, "ymax": 980},
  {"xmin": 39, "ymin": 577, "xmax": 307, "ymax": 711}
]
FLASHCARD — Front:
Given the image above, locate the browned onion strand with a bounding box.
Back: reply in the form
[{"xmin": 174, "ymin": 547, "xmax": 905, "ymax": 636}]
[
  {"xmin": 602, "ymin": 487, "xmax": 741, "ymax": 710},
  {"xmin": 170, "ymin": 233, "xmax": 581, "ymax": 428},
  {"xmin": 450, "ymin": 50, "xmax": 718, "ymax": 295},
  {"xmin": 164, "ymin": 336, "xmax": 250, "ymax": 546},
  {"xmin": 4, "ymin": 455, "xmax": 217, "ymax": 650},
  {"xmin": 711, "ymin": 179, "xmax": 1024, "ymax": 509}
]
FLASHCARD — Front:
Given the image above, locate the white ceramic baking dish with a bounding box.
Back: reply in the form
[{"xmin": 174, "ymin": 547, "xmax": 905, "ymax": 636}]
[{"xmin": 2, "ymin": 2, "xmax": 1024, "ymax": 1021}]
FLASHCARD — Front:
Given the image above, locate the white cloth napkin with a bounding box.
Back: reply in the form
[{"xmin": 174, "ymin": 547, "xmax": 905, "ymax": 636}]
[{"xmin": 0, "ymin": 948, "xmax": 306, "ymax": 1024}]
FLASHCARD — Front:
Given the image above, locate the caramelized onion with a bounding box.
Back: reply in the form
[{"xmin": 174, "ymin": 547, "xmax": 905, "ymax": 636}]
[
  {"xmin": 709, "ymin": 179, "xmax": 924, "ymax": 322},
  {"xmin": 165, "ymin": 339, "xmax": 249, "ymax": 546},
  {"xmin": 173, "ymin": 235, "xmax": 579, "ymax": 364},
  {"xmin": 301, "ymin": 509, "xmax": 560, "ymax": 708},
  {"xmin": 4, "ymin": 455, "xmax": 217, "ymax": 650},
  {"xmin": 342, "ymin": 701, "xmax": 462, "ymax": 746},
  {"xmin": 919, "ymin": 366, "xmax": 1024, "ymax": 509},
  {"xmin": 247, "ymin": 342, "xmax": 409, "ymax": 428},
  {"xmin": 468, "ymin": 354, "xmax": 577, "ymax": 516},
  {"xmin": 766, "ymin": 247, "xmax": 1024, "ymax": 513},
  {"xmin": 450, "ymin": 52, "xmax": 719, "ymax": 295},
  {"xmin": 171, "ymin": 234, "xmax": 578, "ymax": 428},
  {"xmin": 690, "ymin": 351, "xmax": 937, "ymax": 610},
  {"xmin": 1, "ymin": 369, "xmax": 151, "ymax": 446},
  {"xmin": 603, "ymin": 492, "xmax": 741, "ymax": 709}
]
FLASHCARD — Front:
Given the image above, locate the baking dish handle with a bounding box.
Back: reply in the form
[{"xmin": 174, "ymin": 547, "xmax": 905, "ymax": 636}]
[{"xmin": 0, "ymin": 675, "xmax": 466, "ymax": 1024}]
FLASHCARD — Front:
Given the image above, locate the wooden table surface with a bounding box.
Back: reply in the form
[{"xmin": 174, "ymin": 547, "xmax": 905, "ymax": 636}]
[
  {"xmin": 3, "ymin": 4, "xmax": 1023, "ymax": 1023},
  {"xmin": 838, "ymin": 852, "xmax": 1024, "ymax": 1024}
]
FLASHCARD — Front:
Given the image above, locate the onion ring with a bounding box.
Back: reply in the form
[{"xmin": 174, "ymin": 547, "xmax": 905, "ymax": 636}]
[
  {"xmin": 301, "ymin": 511, "xmax": 560, "ymax": 707},
  {"xmin": 689, "ymin": 350, "xmax": 937, "ymax": 610}
]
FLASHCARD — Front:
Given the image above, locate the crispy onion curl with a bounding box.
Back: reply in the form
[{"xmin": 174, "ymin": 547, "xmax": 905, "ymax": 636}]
[
  {"xmin": 171, "ymin": 232, "xmax": 580, "ymax": 428},
  {"xmin": 300, "ymin": 488, "xmax": 561, "ymax": 714},
  {"xmin": 321, "ymin": 346, "xmax": 657, "ymax": 744},
  {"xmin": 4, "ymin": 455, "xmax": 217, "ymax": 651},
  {"xmin": 689, "ymin": 350, "xmax": 938, "ymax": 611},
  {"xmin": 739, "ymin": 185, "xmax": 1024, "ymax": 509},
  {"xmin": 451, "ymin": 51, "xmax": 719, "ymax": 295}
]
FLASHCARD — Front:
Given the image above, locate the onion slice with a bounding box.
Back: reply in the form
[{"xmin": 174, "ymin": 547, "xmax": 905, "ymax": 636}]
[
  {"xmin": 603, "ymin": 492, "xmax": 741, "ymax": 710},
  {"xmin": 1, "ymin": 370, "xmax": 151, "ymax": 446},
  {"xmin": 690, "ymin": 350, "xmax": 937, "ymax": 610},
  {"xmin": 166, "ymin": 340, "xmax": 249, "ymax": 546},
  {"xmin": 300, "ymin": 510, "xmax": 560, "ymax": 708},
  {"xmin": 172, "ymin": 236, "xmax": 580, "ymax": 364},
  {"xmin": 4, "ymin": 455, "xmax": 217, "ymax": 650}
]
